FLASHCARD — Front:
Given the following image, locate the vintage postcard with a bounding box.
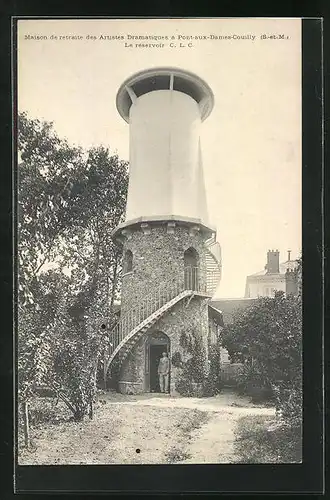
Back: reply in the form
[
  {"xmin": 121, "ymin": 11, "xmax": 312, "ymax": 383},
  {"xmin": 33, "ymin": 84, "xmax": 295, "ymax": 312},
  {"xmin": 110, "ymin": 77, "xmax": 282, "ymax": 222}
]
[{"xmin": 16, "ymin": 17, "xmax": 304, "ymax": 471}]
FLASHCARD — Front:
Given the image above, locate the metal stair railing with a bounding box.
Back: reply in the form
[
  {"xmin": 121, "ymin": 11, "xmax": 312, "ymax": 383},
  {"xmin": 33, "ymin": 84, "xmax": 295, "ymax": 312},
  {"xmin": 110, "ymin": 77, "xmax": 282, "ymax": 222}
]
[
  {"xmin": 116, "ymin": 288, "xmax": 192, "ymax": 366},
  {"xmin": 205, "ymin": 238, "xmax": 222, "ymax": 295},
  {"xmin": 107, "ymin": 266, "xmax": 207, "ymax": 361}
]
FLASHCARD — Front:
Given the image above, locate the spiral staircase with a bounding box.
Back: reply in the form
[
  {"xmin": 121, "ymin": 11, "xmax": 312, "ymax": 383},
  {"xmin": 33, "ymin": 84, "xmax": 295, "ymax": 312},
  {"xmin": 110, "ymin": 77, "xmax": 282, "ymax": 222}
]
[
  {"xmin": 104, "ymin": 240, "xmax": 222, "ymax": 377},
  {"xmin": 205, "ymin": 237, "xmax": 222, "ymax": 296}
]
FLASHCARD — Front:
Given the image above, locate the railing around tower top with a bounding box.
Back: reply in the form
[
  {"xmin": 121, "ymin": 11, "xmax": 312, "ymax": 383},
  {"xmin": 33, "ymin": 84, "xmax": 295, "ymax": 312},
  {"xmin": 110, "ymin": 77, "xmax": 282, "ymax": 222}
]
[{"xmin": 107, "ymin": 266, "xmax": 207, "ymax": 361}]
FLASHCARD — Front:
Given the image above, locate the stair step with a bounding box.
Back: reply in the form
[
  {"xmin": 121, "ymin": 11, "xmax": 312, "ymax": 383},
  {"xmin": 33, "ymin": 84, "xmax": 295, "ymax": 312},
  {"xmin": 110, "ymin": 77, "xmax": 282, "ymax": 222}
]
[{"xmin": 108, "ymin": 286, "xmax": 204, "ymax": 370}]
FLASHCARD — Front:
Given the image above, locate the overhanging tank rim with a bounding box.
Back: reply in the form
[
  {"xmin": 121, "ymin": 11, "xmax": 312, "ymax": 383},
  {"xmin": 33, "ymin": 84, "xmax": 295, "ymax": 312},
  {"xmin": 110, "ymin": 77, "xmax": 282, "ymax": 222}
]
[
  {"xmin": 116, "ymin": 66, "xmax": 214, "ymax": 123},
  {"xmin": 112, "ymin": 216, "xmax": 216, "ymax": 240}
]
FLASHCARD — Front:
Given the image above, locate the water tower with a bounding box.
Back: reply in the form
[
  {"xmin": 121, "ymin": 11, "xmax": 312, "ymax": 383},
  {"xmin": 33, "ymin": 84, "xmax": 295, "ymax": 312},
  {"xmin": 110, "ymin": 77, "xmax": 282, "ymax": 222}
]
[{"xmin": 107, "ymin": 67, "xmax": 221, "ymax": 395}]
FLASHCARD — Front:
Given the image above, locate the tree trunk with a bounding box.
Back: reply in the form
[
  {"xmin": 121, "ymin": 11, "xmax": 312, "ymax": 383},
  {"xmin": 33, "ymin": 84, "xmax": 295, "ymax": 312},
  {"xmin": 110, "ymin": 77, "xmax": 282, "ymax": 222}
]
[
  {"xmin": 73, "ymin": 408, "xmax": 85, "ymax": 422},
  {"xmin": 109, "ymin": 260, "xmax": 118, "ymax": 314},
  {"xmin": 22, "ymin": 401, "xmax": 30, "ymax": 448},
  {"xmin": 103, "ymin": 356, "xmax": 108, "ymax": 391},
  {"xmin": 103, "ymin": 274, "xmax": 111, "ymax": 391},
  {"xmin": 103, "ymin": 260, "xmax": 119, "ymax": 389},
  {"xmin": 88, "ymin": 400, "xmax": 93, "ymax": 420},
  {"xmin": 89, "ymin": 362, "xmax": 98, "ymax": 420}
]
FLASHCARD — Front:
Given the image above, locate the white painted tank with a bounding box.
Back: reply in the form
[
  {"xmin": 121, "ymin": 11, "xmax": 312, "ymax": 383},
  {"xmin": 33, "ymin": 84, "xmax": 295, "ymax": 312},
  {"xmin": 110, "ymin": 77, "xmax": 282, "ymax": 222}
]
[{"xmin": 116, "ymin": 67, "xmax": 214, "ymax": 231}]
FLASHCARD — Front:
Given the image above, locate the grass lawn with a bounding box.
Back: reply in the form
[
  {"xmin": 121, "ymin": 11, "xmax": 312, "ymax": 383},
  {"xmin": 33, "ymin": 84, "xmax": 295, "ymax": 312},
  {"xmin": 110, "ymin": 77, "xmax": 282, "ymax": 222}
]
[
  {"xmin": 18, "ymin": 395, "xmax": 211, "ymax": 465},
  {"xmin": 232, "ymin": 414, "xmax": 302, "ymax": 463},
  {"xmin": 18, "ymin": 392, "xmax": 280, "ymax": 465}
]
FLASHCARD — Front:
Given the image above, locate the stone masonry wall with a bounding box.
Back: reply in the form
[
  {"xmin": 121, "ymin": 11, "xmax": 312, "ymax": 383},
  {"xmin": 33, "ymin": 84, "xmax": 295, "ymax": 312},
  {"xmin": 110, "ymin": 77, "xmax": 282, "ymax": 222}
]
[
  {"xmin": 120, "ymin": 224, "xmax": 208, "ymax": 314},
  {"xmin": 119, "ymin": 295, "xmax": 210, "ymax": 395},
  {"xmin": 118, "ymin": 335, "xmax": 146, "ymax": 394},
  {"xmin": 155, "ymin": 295, "xmax": 210, "ymax": 394},
  {"xmin": 117, "ymin": 222, "xmax": 211, "ymax": 394}
]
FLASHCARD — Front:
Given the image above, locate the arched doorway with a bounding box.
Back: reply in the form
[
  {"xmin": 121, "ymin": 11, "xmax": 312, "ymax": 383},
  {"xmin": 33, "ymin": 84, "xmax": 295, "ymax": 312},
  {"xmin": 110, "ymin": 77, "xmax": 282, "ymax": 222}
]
[
  {"xmin": 184, "ymin": 247, "xmax": 199, "ymax": 291},
  {"xmin": 145, "ymin": 332, "xmax": 170, "ymax": 393}
]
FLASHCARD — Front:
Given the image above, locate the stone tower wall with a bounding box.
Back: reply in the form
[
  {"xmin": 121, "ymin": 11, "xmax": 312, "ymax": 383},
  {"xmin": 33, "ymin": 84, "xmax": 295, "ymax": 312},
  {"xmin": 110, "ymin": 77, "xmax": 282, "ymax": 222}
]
[
  {"xmin": 119, "ymin": 295, "xmax": 210, "ymax": 395},
  {"xmin": 120, "ymin": 224, "xmax": 209, "ymax": 314}
]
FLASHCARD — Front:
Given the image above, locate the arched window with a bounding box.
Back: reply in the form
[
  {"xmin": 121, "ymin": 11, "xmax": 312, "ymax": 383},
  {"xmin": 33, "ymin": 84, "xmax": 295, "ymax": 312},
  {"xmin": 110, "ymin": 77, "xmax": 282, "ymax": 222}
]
[
  {"xmin": 123, "ymin": 250, "xmax": 133, "ymax": 274},
  {"xmin": 184, "ymin": 247, "xmax": 199, "ymax": 290},
  {"xmin": 184, "ymin": 247, "xmax": 199, "ymax": 268}
]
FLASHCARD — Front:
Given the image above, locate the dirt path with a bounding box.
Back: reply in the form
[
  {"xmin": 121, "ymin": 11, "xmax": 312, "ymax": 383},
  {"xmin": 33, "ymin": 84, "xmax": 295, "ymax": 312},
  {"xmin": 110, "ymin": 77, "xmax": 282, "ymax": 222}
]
[
  {"xmin": 103, "ymin": 391, "xmax": 274, "ymax": 414},
  {"xmin": 180, "ymin": 414, "xmax": 236, "ymax": 463},
  {"xmin": 102, "ymin": 391, "xmax": 275, "ymax": 464},
  {"xmin": 19, "ymin": 391, "xmax": 275, "ymax": 465}
]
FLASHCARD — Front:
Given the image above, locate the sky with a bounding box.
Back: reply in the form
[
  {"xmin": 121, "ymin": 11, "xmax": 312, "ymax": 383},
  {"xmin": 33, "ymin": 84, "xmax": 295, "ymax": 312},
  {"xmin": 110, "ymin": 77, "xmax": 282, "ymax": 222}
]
[{"xmin": 17, "ymin": 18, "xmax": 302, "ymax": 298}]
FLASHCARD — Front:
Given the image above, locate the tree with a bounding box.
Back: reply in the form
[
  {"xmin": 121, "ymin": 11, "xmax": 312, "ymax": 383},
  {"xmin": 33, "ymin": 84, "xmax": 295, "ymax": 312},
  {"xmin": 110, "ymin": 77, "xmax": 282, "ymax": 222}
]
[
  {"xmin": 222, "ymin": 289, "xmax": 302, "ymax": 426},
  {"xmin": 17, "ymin": 112, "xmax": 128, "ymax": 435},
  {"xmin": 49, "ymin": 270, "xmax": 109, "ymax": 421},
  {"xmin": 17, "ymin": 270, "xmax": 68, "ymax": 446},
  {"xmin": 18, "ymin": 112, "xmax": 85, "ymax": 306},
  {"xmin": 18, "ymin": 112, "xmax": 128, "ymax": 308}
]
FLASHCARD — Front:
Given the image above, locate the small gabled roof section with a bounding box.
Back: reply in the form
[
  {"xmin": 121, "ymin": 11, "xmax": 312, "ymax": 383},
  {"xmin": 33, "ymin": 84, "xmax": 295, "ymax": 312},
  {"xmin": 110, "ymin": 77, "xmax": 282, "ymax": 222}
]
[{"xmin": 210, "ymin": 297, "xmax": 258, "ymax": 325}]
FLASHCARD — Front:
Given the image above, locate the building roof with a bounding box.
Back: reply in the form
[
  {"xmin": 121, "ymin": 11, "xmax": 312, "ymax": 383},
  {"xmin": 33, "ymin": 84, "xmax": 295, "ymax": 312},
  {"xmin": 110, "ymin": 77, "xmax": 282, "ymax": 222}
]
[
  {"xmin": 210, "ymin": 297, "xmax": 258, "ymax": 325},
  {"xmin": 247, "ymin": 259, "xmax": 298, "ymax": 278},
  {"xmin": 208, "ymin": 304, "xmax": 225, "ymax": 326}
]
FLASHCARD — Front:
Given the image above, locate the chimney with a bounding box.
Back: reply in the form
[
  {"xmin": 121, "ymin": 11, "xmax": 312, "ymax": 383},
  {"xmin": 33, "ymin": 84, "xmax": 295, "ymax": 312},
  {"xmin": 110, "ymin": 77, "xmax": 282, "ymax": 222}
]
[
  {"xmin": 266, "ymin": 249, "xmax": 280, "ymax": 274},
  {"xmin": 287, "ymin": 249, "xmax": 292, "ymax": 261}
]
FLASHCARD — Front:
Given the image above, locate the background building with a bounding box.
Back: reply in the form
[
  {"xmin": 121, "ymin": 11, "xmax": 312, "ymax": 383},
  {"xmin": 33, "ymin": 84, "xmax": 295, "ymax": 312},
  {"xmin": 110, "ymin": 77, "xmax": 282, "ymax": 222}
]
[
  {"xmin": 209, "ymin": 249, "xmax": 300, "ymax": 384},
  {"xmin": 244, "ymin": 249, "xmax": 298, "ymax": 298}
]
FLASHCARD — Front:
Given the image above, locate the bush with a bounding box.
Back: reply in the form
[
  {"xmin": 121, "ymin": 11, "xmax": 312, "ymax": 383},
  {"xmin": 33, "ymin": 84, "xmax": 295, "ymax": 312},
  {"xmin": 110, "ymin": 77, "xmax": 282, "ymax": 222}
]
[
  {"xmin": 222, "ymin": 291, "xmax": 302, "ymax": 422},
  {"xmin": 175, "ymin": 327, "xmax": 209, "ymax": 397},
  {"xmin": 52, "ymin": 338, "xmax": 97, "ymax": 421},
  {"xmin": 18, "ymin": 396, "xmax": 71, "ymax": 429},
  {"xmin": 272, "ymin": 377, "xmax": 302, "ymax": 428},
  {"xmin": 171, "ymin": 351, "xmax": 183, "ymax": 368},
  {"xmin": 233, "ymin": 415, "xmax": 302, "ymax": 463},
  {"xmin": 202, "ymin": 344, "xmax": 222, "ymax": 397},
  {"xmin": 235, "ymin": 362, "xmax": 274, "ymax": 403},
  {"xmin": 34, "ymin": 386, "xmax": 57, "ymax": 398},
  {"xmin": 175, "ymin": 359, "xmax": 200, "ymax": 397}
]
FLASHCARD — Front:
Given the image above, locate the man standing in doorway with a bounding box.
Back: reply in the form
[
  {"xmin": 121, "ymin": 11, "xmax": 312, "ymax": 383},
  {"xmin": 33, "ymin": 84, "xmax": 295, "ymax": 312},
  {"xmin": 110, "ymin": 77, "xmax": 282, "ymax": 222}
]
[{"xmin": 158, "ymin": 352, "xmax": 170, "ymax": 393}]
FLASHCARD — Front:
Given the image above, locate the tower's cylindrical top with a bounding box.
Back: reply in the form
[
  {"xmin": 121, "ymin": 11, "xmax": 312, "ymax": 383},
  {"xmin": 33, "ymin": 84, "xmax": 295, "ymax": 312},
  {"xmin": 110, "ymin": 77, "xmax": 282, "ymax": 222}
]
[
  {"xmin": 115, "ymin": 67, "xmax": 215, "ymax": 235},
  {"xmin": 116, "ymin": 67, "xmax": 214, "ymax": 123}
]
